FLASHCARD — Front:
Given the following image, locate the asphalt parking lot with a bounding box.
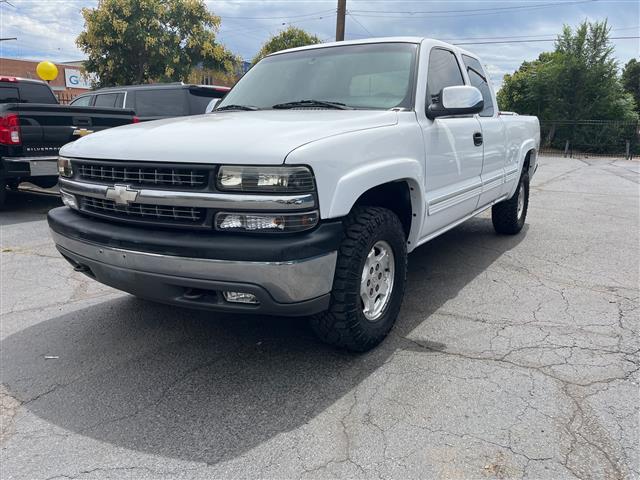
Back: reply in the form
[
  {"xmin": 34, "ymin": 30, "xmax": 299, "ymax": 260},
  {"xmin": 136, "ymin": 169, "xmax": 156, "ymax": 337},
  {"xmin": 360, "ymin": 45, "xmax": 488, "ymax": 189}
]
[{"xmin": 1, "ymin": 155, "xmax": 638, "ymax": 480}]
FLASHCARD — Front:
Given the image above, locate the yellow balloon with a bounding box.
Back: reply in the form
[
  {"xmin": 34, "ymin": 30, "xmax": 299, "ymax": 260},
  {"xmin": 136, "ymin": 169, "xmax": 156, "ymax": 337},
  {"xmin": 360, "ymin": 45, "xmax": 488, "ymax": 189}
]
[{"xmin": 36, "ymin": 61, "xmax": 58, "ymax": 81}]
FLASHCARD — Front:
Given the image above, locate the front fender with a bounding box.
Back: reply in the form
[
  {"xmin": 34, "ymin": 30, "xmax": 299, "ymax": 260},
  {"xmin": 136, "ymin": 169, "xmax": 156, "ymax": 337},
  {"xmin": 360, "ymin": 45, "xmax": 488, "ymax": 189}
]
[{"xmin": 285, "ymin": 120, "xmax": 426, "ymax": 247}]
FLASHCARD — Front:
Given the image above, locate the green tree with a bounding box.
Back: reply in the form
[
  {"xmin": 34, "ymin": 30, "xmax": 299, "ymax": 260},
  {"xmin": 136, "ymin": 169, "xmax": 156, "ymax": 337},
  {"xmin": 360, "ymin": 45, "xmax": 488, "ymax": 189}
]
[
  {"xmin": 621, "ymin": 58, "xmax": 640, "ymax": 114},
  {"xmin": 77, "ymin": 0, "xmax": 237, "ymax": 87},
  {"xmin": 497, "ymin": 20, "xmax": 637, "ymax": 122},
  {"xmin": 252, "ymin": 27, "xmax": 321, "ymax": 65}
]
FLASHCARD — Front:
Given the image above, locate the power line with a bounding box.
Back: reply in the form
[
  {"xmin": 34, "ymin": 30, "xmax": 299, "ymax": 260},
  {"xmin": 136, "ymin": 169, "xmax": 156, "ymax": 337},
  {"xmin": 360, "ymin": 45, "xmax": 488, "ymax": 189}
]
[
  {"xmin": 349, "ymin": 0, "xmax": 595, "ymax": 15},
  {"xmin": 347, "ymin": 11, "xmax": 372, "ymax": 36},
  {"xmin": 218, "ymin": 13, "xmax": 335, "ymax": 39},
  {"xmin": 453, "ymin": 36, "xmax": 640, "ymax": 46},
  {"xmin": 443, "ymin": 26, "xmax": 639, "ymax": 42},
  {"xmin": 349, "ymin": 0, "xmax": 598, "ymax": 18},
  {"xmin": 219, "ymin": 9, "xmax": 335, "ymax": 20}
]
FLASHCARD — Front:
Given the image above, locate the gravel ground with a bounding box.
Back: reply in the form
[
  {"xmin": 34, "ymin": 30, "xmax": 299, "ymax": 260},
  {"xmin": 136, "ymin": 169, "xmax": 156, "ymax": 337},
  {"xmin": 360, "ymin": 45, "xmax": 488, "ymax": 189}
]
[{"xmin": 1, "ymin": 155, "xmax": 638, "ymax": 480}]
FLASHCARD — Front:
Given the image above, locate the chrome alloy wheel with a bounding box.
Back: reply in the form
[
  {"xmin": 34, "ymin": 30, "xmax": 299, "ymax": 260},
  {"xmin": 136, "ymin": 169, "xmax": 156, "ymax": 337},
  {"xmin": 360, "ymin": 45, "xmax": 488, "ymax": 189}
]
[
  {"xmin": 360, "ymin": 240, "xmax": 395, "ymax": 321},
  {"xmin": 516, "ymin": 183, "xmax": 525, "ymax": 220}
]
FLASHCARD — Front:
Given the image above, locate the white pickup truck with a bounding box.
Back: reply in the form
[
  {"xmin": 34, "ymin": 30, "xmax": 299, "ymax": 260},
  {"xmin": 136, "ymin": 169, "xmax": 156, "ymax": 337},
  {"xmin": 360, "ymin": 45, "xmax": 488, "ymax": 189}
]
[{"xmin": 48, "ymin": 37, "xmax": 540, "ymax": 351}]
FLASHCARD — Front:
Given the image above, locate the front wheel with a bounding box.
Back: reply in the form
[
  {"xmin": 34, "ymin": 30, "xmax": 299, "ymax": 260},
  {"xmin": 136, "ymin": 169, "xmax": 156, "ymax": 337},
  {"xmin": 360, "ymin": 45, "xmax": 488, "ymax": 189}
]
[
  {"xmin": 492, "ymin": 171, "xmax": 529, "ymax": 235},
  {"xmin": 310, "ymin": 207, "xmax": 408, "ymax": 352}
]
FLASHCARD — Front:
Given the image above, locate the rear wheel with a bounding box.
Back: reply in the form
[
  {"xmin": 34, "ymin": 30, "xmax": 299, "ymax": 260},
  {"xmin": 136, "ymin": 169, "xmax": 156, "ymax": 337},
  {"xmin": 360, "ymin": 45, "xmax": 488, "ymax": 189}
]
[
  {"xmin": 492, "ymin": 170, "xmax": 529, "ymax": 235},
  {"xmin": 310, "ymin": 207, "xmax": 407, "ymax": 352}
]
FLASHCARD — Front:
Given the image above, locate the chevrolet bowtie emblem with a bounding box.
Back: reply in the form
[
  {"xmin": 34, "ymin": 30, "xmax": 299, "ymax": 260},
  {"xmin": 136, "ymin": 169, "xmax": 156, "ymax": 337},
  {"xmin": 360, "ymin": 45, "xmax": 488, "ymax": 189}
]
[
  {"xmin": 72, "ymin": 128, "xmax": 94, "ymax": 137},
  {"xmin": 105, "ymin": 184, "xmax": 139, "ymax": 205}
]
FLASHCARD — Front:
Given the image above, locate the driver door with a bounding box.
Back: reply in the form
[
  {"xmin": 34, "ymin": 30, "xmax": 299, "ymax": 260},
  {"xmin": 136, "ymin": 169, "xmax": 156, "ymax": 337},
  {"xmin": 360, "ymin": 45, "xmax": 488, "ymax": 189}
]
[{"xmin": 417, "ymin": 48, "xmax": 483, "ymax": 238}]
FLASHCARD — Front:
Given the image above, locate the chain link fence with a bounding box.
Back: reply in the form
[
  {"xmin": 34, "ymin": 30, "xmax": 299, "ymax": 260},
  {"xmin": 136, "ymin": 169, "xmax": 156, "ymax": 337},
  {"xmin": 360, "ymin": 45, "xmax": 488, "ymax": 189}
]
[{"xmin": 539, "ymin": 120, "xmax": 640, "ymax": 159}]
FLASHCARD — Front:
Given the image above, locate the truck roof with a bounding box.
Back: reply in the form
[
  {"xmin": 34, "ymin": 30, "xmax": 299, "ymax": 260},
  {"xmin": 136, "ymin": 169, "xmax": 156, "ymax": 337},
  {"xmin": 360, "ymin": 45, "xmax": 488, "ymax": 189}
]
[
  {"xmin": 94, "ymin": 83, "xmax": 231, "ymax": 92},
  {"xmin": 0, "ymin": 76, "xmax": 49, "ymax": 85},
  {"xmin": 270, "ymin": 36, "xmax": 480, "ymax": 60}
]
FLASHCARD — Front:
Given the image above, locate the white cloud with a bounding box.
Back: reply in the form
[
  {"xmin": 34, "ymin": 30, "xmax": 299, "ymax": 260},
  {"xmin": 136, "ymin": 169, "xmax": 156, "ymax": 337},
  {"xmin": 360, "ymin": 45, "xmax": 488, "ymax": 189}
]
[{"xmin": 1, "ymin": 0, "xmax": 637, "ymax": 79}]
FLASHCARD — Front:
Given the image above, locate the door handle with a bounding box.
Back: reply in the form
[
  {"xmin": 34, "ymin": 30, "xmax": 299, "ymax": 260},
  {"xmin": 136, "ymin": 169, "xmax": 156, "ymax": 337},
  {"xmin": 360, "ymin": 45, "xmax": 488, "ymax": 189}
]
[{"xmin": 473, "ymin": 132, "xmax": 483, "ymax": 146}]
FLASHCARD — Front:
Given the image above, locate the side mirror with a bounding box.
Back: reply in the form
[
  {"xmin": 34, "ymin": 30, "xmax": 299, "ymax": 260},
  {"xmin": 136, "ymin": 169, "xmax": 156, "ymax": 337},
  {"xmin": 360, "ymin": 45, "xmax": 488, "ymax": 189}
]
[
  {"xmin": 205, "ymin": 98, "xmax": 220, "ymax": 113},
  {"xmin": 427, "ymin": 85, "xmax": 483, "ymax": 119}
]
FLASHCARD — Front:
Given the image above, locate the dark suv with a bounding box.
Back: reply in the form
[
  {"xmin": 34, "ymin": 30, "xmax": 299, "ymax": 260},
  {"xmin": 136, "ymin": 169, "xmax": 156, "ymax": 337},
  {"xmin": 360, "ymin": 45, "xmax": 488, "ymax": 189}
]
[{"xmin": 70, "ymin": 83, "xmax": 230, "ymax": 121}]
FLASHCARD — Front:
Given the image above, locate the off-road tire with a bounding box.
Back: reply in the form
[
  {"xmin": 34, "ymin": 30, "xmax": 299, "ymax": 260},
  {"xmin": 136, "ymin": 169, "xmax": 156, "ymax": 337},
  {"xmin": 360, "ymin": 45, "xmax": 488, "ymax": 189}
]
[
  {"xmin": 310, "ymin": 207, "xmax": 408, "ymax": 352},
  {"xmin": 492, "ymin": 170, "xmax": 529, "ymax": 235}
]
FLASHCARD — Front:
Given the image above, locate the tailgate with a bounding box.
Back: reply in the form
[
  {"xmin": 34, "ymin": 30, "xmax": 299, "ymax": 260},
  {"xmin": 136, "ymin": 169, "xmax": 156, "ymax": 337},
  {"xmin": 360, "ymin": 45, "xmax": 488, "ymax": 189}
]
[{"xmin": 5, "ymin": 104, "xmax": 135, "ymax": 157}]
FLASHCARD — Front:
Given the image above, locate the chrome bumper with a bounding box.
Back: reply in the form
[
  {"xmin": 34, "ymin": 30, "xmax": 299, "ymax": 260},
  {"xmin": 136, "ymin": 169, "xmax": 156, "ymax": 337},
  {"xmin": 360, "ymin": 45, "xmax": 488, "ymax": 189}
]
[
  {"xmin": 3, "ymin": 156, "xmax": 58, "ymax": 176},
  {"xmin": 51, "ymin": 230, "xmax": 337, "ymax": 305}
]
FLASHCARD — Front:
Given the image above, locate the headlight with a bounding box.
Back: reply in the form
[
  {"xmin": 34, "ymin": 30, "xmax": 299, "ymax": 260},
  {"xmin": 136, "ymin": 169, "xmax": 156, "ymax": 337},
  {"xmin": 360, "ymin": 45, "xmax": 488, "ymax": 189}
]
[
  {"xmin": 217, "ymin": 166, "xmax": 314, "ymax": 193},
  {"xmin": 57, "ymin": 156, "xmax": 73, "ymax": 177},
  {"xmin": 215, "ymin": 211, "xmax": 318, "ymax": 233}
]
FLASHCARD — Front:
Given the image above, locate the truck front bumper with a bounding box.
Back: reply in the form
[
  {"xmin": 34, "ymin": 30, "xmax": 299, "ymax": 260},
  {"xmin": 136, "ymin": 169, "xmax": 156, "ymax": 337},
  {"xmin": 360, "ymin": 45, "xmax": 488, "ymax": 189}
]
[{"xmin": 48, "ymin": 207, "xmax": 342, "ymax": 316}]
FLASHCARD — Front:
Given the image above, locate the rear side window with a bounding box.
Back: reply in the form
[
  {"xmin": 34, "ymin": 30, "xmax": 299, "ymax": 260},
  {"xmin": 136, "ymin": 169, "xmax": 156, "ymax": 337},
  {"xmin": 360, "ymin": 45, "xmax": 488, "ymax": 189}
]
[
  {"xmin": 187, "ymin": 88, "xmax": 226, "ymax": 114},
  {"xmin": 134, "ymin": 89, "xmax": 186, "ymax": 117},
  {"xmin": 426, "ymin": 48, "xmax": 465, "ymax": 106},
  {"xmin": 94, "ymin": 93, "xmax": 120, "ymax": 107},
  {"xmin": 71, "ymin": 95, "xmax": 92, "ymax": 106},
  {"xmin": 462, "ymin": 55, "xmax": 495, "ymax": 117},
  {"xmin": 17, "ymin": 82, "xmax": 57, "ymax": 103},
  {"xmin": 0, "ymin": 86, "xmax": 20, "ymax": 103}
]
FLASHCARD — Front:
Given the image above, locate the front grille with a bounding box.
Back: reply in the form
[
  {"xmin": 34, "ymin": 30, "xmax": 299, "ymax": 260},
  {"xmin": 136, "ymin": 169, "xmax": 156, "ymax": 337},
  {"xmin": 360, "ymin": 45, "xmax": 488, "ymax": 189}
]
[
  {"xmin": 81, "ymin": 196, "xmax": 206, "ymax": 226},
  {"xmin": 76, "ymin": 162, "xmax": 210, "ymax": 189}
]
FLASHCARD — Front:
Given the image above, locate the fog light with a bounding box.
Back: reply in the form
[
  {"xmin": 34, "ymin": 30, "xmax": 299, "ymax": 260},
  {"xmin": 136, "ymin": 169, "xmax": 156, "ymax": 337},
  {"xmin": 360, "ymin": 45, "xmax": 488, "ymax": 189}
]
[
  {"xmin": 60, "ymin": 191, "xmax": 78, "ymax": 210},
  {"xmin": 215, "ymin": 211, "xmax": 318, "ymax": 233},
  {"xmin": 223, "ymin": 291, "xmax": 259, "ymax": 304}
]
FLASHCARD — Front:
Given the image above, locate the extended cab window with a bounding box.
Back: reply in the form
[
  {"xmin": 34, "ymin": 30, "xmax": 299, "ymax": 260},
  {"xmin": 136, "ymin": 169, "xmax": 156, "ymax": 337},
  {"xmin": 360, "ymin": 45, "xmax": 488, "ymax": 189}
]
[
  {"xmin": 426, "ymin": 48, "xmax": 465, "ymax": 106},
  {"xmin": 462, "ymin": 55, "xmax": 495, "ymax": 117}
]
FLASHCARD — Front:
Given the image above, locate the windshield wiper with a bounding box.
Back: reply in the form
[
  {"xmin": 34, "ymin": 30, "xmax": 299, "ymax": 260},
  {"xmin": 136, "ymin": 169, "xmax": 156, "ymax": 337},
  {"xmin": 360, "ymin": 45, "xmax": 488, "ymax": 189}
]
[
  {"xmin": 272, "ymin": 100, "xmax": 352, "ymax": 110},
  {"xmin": 215, "ymin": 104, "xmax": 259, "ymax": 111}
]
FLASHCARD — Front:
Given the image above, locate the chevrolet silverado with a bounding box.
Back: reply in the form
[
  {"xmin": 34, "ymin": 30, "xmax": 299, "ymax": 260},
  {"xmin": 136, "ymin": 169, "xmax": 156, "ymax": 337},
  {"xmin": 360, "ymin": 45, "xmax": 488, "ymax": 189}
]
[{"xmin": 48, "ymin": 38, "xmax": 540, "ymax": 351}]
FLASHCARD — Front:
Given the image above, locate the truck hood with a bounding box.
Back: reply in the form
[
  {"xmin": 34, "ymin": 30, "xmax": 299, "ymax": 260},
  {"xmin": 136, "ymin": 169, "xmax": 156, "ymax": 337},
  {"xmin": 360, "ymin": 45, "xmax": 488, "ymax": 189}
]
[{"xmin": 60, "ymin": 110, "xmax": 398, "ymax": 164}]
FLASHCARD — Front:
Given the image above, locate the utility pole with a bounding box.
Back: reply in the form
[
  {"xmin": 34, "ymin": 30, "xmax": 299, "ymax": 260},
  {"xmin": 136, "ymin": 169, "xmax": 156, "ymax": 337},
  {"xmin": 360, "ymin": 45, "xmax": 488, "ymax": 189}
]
[{"xmin": 336, "ymin": 0, "xmax": 346, "ymax": 41}]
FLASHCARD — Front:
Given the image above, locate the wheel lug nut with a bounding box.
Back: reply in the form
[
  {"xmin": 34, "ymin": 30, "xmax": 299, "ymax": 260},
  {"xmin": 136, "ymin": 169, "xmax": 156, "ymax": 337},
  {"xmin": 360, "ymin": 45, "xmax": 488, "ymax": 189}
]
[{"xmin": 375, "ymin": 285, "xmax": 379, "ymax": 291}]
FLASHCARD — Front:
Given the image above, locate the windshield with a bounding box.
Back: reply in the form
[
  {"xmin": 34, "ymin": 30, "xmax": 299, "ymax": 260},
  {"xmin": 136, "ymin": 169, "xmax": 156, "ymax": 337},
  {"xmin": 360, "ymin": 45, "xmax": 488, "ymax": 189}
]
[{"xmin": 219, "ymin": 42, "xmax": 418, "ymax": 110}]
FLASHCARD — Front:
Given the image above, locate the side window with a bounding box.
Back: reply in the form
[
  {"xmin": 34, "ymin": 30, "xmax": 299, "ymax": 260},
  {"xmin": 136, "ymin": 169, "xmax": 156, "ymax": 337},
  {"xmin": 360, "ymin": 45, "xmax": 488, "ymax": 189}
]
[
  {"xmin": 115, "ymin": 92, "xmax": 125, "ymax": 108},
  {"xmin": 94, "ymin": 93, "xmax": 119, "ymax": 107},
  {"xmin": 134, "ymin": 89, "xmax": 186, "ymax": 117},
  {"xmin": 462, "ymin": 55, "xmax": 495, "ymax": 117},
  {"xmin": 71, "ymin": 95, "xmax": 92, "ymax": 106},
  {"xmin": 426, "ymin": 48, "xmax": 465, "ymax": 106}
]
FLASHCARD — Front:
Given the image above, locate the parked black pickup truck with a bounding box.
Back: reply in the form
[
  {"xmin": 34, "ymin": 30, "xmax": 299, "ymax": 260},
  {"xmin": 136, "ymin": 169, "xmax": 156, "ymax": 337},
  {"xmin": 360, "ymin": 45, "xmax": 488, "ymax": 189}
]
[{"xmin": 0, "ymin": 76, "xmax": 136, "ymax": 207}]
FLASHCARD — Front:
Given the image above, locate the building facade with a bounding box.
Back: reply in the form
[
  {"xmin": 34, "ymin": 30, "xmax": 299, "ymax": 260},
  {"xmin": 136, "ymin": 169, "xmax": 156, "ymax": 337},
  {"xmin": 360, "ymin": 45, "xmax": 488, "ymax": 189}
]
[{"xmin": 0, "ymin": 58, "xmax": 90, "ymax": 103}]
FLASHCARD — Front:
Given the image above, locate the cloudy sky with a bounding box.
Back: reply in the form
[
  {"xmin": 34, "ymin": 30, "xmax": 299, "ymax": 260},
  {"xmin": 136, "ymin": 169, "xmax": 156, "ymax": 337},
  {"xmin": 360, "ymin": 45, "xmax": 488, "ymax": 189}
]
[{"xmin": 0, "ymin": 0, "xmax": 638, "ymax": 88}]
